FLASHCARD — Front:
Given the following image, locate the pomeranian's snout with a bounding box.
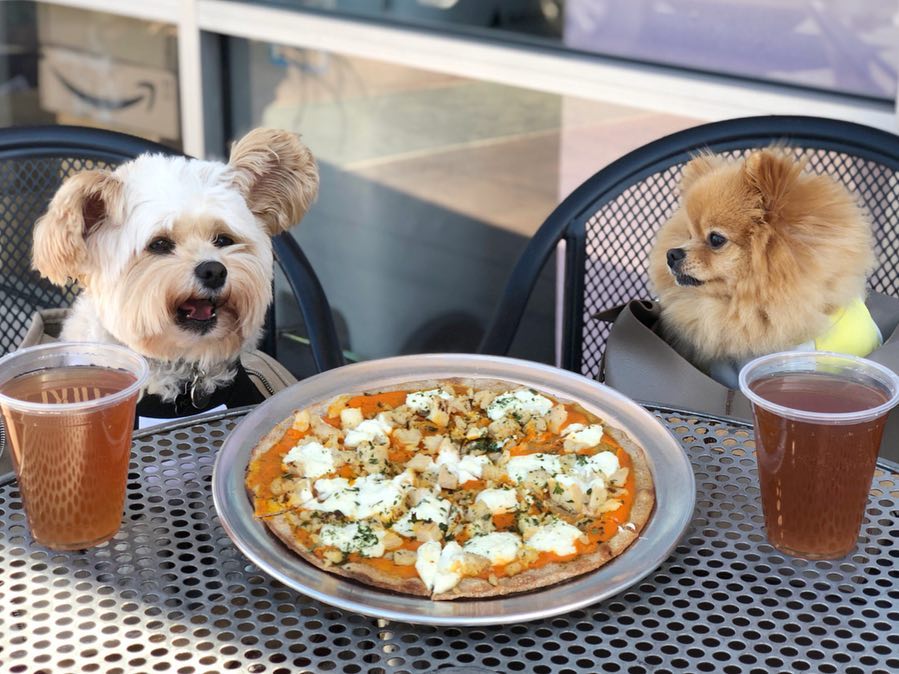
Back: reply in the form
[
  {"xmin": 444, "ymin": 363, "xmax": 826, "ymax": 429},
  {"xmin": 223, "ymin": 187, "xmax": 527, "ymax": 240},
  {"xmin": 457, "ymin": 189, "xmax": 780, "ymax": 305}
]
[
  {"xmin": 666, "ymin": 248, "xmax": 686, "ymax": 270},
  {"xmin": 194, "ymin": 260, "xmax": 228, "ymax": 290}
]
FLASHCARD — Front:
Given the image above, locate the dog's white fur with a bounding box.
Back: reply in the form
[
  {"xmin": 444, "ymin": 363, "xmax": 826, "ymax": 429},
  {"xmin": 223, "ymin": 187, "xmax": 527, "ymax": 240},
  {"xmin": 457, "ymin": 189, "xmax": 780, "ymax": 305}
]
[{"xmin": 32, "ymin": 128, "xmax": 318, "ymax": 401}]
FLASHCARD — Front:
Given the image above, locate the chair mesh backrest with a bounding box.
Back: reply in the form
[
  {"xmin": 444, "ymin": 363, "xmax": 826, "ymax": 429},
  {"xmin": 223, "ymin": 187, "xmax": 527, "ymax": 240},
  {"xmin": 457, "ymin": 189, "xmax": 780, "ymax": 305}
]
[
  {"xmin": 579, "ymin": 148, "xmax": 899, "ymax": 379},
  {"xmin": 0, "ymin": 156, "xmax": 118, "ymax": 356}
]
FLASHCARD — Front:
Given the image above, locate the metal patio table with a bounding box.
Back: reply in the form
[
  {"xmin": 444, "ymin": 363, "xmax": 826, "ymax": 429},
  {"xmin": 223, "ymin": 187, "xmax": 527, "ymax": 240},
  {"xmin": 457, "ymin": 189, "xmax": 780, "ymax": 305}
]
[{"xmin": 0, "ymin": 406, "xmax": 896, "ymax": 674}]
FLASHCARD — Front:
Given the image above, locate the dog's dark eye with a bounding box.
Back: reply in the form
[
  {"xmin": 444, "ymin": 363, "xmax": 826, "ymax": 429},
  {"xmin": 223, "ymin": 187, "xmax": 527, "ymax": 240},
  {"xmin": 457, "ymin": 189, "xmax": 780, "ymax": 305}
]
[
  {"xmin": 148, "ymin": 237, "xmax": 175, "ymax": 255},
  {"xmin": 213, "ymin": 234, "xmax": 235, "ymax": 248},
  {"xmin": 708, "ymin": 232, "xmax": 727, "ymax": 249}
]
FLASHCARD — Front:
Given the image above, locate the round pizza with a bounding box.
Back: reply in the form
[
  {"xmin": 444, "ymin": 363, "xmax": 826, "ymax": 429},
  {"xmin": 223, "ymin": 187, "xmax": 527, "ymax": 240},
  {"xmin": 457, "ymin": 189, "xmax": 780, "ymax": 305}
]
[{"xmin": 245, "ymin": 379, "xmax": 654, "ymax": 600}]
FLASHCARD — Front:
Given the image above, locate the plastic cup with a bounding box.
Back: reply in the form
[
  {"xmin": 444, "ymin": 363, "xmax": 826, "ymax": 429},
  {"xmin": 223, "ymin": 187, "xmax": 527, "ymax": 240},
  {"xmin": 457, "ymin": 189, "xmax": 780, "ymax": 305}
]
[
  {"xmin": 0, "ymin": 343, "xmax": 148, "ymax": 550},
  {"xmin": 739, "ymin": 351, "xmax": 899, "ymax": 559}
]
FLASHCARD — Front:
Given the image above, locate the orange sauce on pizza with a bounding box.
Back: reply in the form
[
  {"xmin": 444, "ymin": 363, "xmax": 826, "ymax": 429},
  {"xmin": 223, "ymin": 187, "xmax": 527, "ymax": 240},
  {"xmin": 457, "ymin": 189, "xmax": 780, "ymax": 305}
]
[
  {"xmin": 533, "ymin": 548, "xmax": 580, "ymax": 567},
  {"xmin": 246, "ymin": 428, "xmax": 307, "ymax": 516},
  {"xmin": 388, "ymin": 446, "xmax": 414, "ymax": 463},
  {"xmin": 315, "ymin": 537, "xmax": 426, "ymax": 579},
  {"xmin": 336, "ymin": 465, "xmax": 356, "ymax": 479},
  {"xmin": 460, "ymin": 479, "xmax": 486, "ymax": 490},
  {"xmin": 347, "ymin": 390, "xmax": 409, "ymax": 416},
  {"xmin": 612, "ymin": 446, "xmax": 636, "ymax": 523},
  {"xmin": 349, "ymin": 539, "xmax": 423, "ymax": 579},
  {"xmin": 492, "ymin": 512, "xmax": 516, "ymax": 529},
  {"xmin": 507, "ymin": 443, "xmax": 533, "ymax": 457},
  {"xmin": 479, "ymin": 543, "xmax": 588, "ymax": 578},
  {"xmin": 579, "ymin": 447, "xmax": 636, "ymax": 545},
  {"xmin": 559, "ymin": 406, "xmax": 589, "ymax": 430},
  {"xmin": 487, "ymin": 564, "xmax": 509, "ymax": 578},
  {"xmin": 508, "ymin": 431, "xmax": 557, "ymax": 456},
  {"xmin": 294, "ymin": 527, "xmax": 314, "ymax": 547},
  {"xmin": 573, "ymin": 432, "xmax": 623, "ymax": 455},
  {"xmin": 351, "ymin": 554, "xmax": 421, "ymax": 579}
]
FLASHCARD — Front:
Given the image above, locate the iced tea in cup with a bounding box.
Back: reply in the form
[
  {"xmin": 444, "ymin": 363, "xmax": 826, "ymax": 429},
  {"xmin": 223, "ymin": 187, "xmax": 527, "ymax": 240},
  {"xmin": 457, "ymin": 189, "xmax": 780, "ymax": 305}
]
[
  {"xmin": 738, "ymin": 351, "xmax": 899, "ymax": 559},
  {"xmin": 0, "ymin": 343, "xmax": 148, "ymax": 550}
]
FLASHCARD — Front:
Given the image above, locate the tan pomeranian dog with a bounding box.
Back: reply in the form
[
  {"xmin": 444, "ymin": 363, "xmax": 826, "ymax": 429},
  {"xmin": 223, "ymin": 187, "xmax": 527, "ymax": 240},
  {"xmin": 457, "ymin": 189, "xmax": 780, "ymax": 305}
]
[{"xmin": 649, "ymin": 148, "xmax": 881, "ymax": 382}]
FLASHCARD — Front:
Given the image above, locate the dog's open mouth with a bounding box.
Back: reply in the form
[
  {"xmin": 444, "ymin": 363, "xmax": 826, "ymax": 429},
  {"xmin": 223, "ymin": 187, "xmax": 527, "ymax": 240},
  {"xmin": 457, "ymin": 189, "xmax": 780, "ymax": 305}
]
[
  {"xmin": 176, "ymin": 297, "xmax": 220, "ymax": 334},
  {"xmin": 674, "ymin": 273, "xmax": 704, "ymax": 287}
]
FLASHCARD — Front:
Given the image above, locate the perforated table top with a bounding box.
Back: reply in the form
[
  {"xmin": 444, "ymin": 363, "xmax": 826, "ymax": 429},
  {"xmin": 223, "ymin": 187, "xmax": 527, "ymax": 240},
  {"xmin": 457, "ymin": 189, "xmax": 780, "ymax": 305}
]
[{"xmin": 1, "ymin": 407, "xmax": 897, "ymax": 674}]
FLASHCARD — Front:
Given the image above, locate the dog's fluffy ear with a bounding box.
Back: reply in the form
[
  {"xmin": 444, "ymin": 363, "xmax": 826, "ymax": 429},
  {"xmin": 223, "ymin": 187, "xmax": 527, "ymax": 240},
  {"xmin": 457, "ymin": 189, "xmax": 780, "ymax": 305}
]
[
  {"xmin": 229, "ymin": 128, "xmax": 319, "ymax": 236},
  {"xmin": 680, "ymin": 152, "xmax": 723, "ymax": 191},
  {"xmin": 32, "ymin": 170, "xmax": 123, "ymax": 286},
  {"xmin": 742, "ymin": 149, "xmax": 803, "ymax": 219}
]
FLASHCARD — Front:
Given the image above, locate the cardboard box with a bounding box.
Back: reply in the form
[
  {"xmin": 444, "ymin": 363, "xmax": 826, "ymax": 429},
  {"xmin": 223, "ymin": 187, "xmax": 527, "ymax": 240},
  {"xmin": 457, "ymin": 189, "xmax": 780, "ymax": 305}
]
[
  {"xmin": 37, "ymin": 4, "xmax": 178, "ymax": 71},
  {"xmin": 39, "ymin": 46, "xmax": 179, "ymax": 140},
  {"xmin": 36, "ymin": 4, "xmax": 179, "ymax": 141}
]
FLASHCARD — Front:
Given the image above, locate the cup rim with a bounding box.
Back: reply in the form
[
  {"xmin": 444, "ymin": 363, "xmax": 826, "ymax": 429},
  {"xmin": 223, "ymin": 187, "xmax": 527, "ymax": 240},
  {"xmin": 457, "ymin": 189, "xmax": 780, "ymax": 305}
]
[
  {"xmin": 0, "ymin": 342, "xmax": 149, "ymax": 413},
  {"xmin": 738, "ymin": 350, "xmax": 899, "ymax": 424}
]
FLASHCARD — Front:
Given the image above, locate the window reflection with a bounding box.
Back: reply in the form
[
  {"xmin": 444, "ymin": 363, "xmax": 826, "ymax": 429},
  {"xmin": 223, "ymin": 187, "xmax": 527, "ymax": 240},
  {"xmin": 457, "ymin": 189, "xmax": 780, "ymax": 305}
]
[
  {"xmin": 0, "ymin": 1, "xmax": 181, "ymax": 148},
  {"xmin": 257, "ymin": 0, "xmax": 899, "ymax": 100},
  {"xmin": 564, "ymin": 0, "xmax": 899, "ymax": 100},
  {"xmin": 229, "ymin": 40, "xmax": 695, "ymax": 372}
]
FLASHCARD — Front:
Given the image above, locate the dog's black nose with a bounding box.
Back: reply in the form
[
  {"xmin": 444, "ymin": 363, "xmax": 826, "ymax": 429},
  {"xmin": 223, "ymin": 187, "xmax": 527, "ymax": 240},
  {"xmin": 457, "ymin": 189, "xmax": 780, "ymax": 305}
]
[
  {"xmin": 195, "ymin": 260, "xmax": 227, "ymax": 289},
  {"xmin": 666, "ymin": 248, "xmax": 686, "ymax": 268}
]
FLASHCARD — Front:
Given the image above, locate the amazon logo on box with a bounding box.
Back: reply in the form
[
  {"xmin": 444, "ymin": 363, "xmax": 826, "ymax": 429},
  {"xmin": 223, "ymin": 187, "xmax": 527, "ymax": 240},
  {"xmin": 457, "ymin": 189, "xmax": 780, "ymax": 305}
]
[{"xmin": 38, "ymin": 46, "xmax": 179, "ymax": 141}]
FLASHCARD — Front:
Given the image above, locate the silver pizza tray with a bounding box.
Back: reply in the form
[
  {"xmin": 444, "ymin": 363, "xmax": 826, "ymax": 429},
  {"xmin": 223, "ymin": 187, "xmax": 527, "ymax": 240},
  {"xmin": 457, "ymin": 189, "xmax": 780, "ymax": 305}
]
[{"xmin": 212, "ymin": 354, "xmax": 695, "ymax": 626}]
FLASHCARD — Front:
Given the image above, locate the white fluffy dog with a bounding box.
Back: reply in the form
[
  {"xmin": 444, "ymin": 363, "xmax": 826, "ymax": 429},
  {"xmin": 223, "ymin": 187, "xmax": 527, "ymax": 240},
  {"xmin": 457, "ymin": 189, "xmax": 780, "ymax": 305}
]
[{"xmin": 32, "ymin": 128, "xmax": 318, "ymax": 412}]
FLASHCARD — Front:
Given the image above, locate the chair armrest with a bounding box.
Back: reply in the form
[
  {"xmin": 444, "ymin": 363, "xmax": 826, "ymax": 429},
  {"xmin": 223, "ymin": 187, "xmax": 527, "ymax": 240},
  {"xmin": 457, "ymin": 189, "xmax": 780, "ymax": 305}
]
[
  {"xmin": 478, "ymin": 212, "xmax": 570, "ymax": 356},
  {"xmin": 272, "ymin": 233, "xmax": 346, "ymax": 373}
]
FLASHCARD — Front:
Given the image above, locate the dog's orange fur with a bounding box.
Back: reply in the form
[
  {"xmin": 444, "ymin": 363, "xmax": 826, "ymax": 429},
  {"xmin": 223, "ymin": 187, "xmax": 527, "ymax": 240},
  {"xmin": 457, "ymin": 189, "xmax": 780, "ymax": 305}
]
[{"xmin": 649, "ymin": 149, "xmax": 875, "ymax": 365}]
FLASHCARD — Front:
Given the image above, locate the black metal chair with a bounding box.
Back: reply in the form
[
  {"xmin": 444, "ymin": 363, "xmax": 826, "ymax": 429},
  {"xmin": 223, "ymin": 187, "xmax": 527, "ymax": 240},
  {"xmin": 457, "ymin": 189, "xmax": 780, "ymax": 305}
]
[
  {"xmin": 0, "ymin": 125, "xmax": 345, "ymax": 373},
  {"xmin": 479, "ymin": 115, "xmax": 899, "ymax": 380}
]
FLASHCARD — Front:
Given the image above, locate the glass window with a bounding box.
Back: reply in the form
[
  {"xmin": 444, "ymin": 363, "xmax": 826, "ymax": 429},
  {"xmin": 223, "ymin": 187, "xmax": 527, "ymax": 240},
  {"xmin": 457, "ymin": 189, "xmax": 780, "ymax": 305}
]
[
  {"xmin": 223, "ymin": 39, "xmax": 697, "ymax": 373},
  {"xmin": 562, "ymin": 0, "xmax": 899, "ymax": 100},
  {"xmin": 0, "ymin": 1, "xmax": 181, "ymax": 150},
  {"xmin": 249, "ymin": 0, "xmax": 899, "ymax": 100}
]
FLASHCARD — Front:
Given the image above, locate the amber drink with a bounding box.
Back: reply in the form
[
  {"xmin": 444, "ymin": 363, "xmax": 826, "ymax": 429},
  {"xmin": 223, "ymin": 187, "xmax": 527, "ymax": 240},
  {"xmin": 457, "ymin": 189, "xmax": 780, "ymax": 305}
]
[
  {"xmin": 739, "ymin": 352, "xmax": 899, "ymax": 559},
  {"xmin": 0, "ymin": 343, "xmax": 147, "ymax": 550}
]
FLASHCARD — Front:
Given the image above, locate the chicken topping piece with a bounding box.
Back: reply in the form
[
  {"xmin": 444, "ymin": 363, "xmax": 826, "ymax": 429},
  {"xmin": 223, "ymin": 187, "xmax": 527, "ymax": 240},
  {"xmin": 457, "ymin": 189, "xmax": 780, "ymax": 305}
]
[
  {"xmin": 393, "ymin": 427, "xmax": 422, "ymax": 450},
  {"xmin": 292, "ymin": 409, "xmax": 311, "ymax": 432},
  {"xmin": 326, "ymin": 394, "xmax": 352, "ymax": 419},
  {"xmin": 548, "ymin": 476, "xmax": 586, "ymax": 514},
  {"xmin": 547, "ymin": 404, "xmax": 568, "ymax": 434},
  {"xmin": 392, "ymin": 549, "xmax": 418, "ymax": 566}
]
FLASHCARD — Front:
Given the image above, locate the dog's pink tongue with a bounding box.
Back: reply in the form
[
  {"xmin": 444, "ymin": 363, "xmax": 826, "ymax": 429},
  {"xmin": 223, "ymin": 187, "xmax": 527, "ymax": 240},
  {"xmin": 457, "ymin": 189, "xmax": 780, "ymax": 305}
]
[{"xmin": 182, "ymin": 299, "xmax": 215, "ymax": 320}]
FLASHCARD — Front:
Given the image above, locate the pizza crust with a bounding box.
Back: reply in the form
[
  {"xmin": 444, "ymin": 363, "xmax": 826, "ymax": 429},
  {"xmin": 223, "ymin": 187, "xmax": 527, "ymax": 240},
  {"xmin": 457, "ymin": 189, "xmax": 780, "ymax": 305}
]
[
  {"xmin": 247, "ymin": 378, "xmax": 657, "ymax": 601},
  {"xmin": 332, "ymin": 562, "xmax": 430, "ymax": 597},
  {"xmin": 248, "ymin": 415, "xmax": 295, "ymax": 466},
  {"xmin": 261, "ymin": 513, "xmax": 431, "ymax": 596}
]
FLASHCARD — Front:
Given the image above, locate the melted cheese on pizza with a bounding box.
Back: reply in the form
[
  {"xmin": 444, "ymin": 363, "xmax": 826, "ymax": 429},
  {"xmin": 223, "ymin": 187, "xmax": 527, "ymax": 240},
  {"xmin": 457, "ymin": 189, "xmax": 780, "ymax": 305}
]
[{"xmin": 246, "ymin": 385, "xmax": 639, "ymax": 595}]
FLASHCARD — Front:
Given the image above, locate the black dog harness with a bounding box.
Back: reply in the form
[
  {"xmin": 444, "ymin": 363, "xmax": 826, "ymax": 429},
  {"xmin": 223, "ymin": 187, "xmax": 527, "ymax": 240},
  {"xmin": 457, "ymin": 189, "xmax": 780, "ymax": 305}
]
[{"xmin": 135, "ymin": 360, "xmax": 265, "ymax": 425}]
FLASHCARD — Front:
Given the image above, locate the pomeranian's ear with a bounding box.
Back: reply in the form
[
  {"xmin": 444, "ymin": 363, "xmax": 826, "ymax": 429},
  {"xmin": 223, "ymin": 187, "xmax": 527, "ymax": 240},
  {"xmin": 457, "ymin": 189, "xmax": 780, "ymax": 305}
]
[
  {"xmin": 229, "ymin": 128, "xmax": 319, "ymax": 236},
  {"xmin": 742, "ymin": 150, "xmax": 803, "ymax": 217},
  {"xmin": 32, "ymin": 170, "xmax": 123, "ymax": 286},
  {"xmin": 680, "ymin": 152, "xmax": 723, "ymax": 191}
]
